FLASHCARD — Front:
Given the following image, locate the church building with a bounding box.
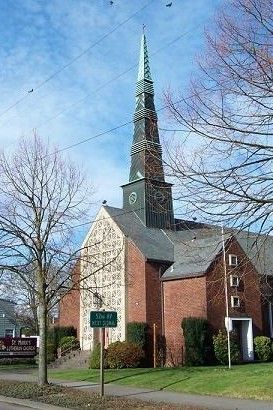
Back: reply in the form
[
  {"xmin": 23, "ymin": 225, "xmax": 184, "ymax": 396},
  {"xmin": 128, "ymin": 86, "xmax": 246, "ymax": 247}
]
[{"xmin": 59, "ymin": 34, "xmax": 273, "ymax": 364}]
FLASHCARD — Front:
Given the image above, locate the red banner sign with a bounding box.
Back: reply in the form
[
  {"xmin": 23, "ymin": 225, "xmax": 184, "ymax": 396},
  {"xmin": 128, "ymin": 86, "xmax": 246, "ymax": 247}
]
[{"xmin": 0, "ymin": 337, "xmax": 37, "ymax": 357}]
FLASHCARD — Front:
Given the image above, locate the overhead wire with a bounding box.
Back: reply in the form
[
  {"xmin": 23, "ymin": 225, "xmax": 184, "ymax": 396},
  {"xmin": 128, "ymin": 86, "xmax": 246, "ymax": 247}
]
[
  {"xmin": 40, "ymin": 27, "xmax": 203, "ymax": 156},
  {"xmin": 31, "ymin": 25, "xmax": 200, "ymax": 133},
  {"xmin": 0, "ymin": 1, "xmax": 153, "ymax": 121}
]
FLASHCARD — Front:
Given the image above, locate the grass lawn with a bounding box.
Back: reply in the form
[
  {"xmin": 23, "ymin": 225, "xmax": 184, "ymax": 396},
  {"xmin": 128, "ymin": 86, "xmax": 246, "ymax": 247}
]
[{"xmin": 50, "ymin": 362, "xmax": 273, "ymax": 401}]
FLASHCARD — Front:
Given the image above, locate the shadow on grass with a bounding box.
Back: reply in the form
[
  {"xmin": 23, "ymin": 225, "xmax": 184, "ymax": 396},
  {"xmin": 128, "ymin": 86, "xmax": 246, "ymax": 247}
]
[
  {"xmin": 82, "ymin": 368, "xmax": 161, "ymax": 384},
  {"xmin": 159, "ymin": 377, "xmax": 190, "ymax": 390},
  {"xmin": 81, "ymin": 367, "xmax": 192, "ymax": 392}
]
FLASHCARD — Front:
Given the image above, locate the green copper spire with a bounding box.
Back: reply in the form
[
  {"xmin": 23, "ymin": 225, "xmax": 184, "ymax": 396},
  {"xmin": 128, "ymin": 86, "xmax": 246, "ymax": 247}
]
[
  {"xmin": 137, "ymin": 34, "xmax": 152, "ymax": 82},
  {"xmin": 122, "ymin": 33, "xmax": 174, "ymax": 229}
]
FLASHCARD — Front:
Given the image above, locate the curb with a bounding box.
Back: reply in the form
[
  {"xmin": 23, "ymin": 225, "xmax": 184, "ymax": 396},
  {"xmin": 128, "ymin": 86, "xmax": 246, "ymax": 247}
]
[{"xmin": 0, "ymin": 395, "xmax": 69, "ymax": 410}]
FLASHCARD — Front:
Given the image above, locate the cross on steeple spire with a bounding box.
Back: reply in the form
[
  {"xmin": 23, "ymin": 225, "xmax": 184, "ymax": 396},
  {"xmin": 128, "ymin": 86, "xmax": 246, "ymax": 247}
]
[{"xmin": 122, "ymin": 33, "xmax": 174, "ymax": 229}]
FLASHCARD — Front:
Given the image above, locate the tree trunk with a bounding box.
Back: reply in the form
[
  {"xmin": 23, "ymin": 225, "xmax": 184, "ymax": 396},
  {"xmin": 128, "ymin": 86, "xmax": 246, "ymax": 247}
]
[{"xmin": 38, "ymin": 300, "xmax": 48, "ymax": 385}]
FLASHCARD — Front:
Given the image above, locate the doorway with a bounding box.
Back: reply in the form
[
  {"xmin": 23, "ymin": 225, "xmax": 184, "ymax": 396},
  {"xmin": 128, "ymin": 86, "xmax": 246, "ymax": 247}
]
[{"xmin": 225, "ymin": 317, "xmax": 254, "ymax": 361}]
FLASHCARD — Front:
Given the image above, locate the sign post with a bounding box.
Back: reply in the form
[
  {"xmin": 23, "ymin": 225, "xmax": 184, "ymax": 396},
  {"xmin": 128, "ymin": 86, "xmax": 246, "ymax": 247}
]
[
  {"xmin": 100, "ymin": 327, "xmax": 105, "ymax": 397},
  {"xmin": 90, "ymin": 311, "xmax": 117, "ymax": 397}
]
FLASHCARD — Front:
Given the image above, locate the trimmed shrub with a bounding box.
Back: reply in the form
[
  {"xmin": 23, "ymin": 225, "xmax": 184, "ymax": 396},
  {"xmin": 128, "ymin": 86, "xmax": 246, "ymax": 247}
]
[
  {"xmin": 107, "ymin": 341, "xmax": 144, "ymax": 369},
  {"xmin": 181, "ymin": 317, "xmax": 214, "ymax": 366},
  {"xmin": 48, "ymin": 326, "xmax": 77, "ymax": 353},
  {"xmin": 254, "ymin": 336, "xmax": 272, "ymax": 361},
  {"xmin": 47, "ymin": 342, "xmax": 56, "ymax": 363},
  {"xmin": 89, "ymin": 343, "xmax": 106, "ymax": 369},
  {"xmin": 59, "ymin": 336, "xmax": 80, "ymax": 352},
  {"xmin": 213, "ymin": 330, "xmax": 240, "ymax": 364},
  {"xmin": 127, "ymin": 322, "xmax": 147, "ymax": 347}
]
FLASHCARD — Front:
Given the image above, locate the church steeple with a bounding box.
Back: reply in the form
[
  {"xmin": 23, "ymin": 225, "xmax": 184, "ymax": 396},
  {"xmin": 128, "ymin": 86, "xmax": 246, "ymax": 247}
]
[
  {"xmin": 122, "ymin": 33, "xmax": 174, "ymax": 229},
  {"xmin": 137, "ymin": 34, "xmax": 152, "ymax": 82}
]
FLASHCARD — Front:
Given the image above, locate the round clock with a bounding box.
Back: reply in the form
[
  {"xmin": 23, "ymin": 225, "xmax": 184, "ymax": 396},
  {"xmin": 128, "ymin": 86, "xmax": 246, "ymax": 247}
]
[
  {"xmin": 154, "ymin": 190, "xmax": 165, "ymax": 203},
  {"xmin": 129, "ymin": 191, "xmax": 137, "ymax": 205}
]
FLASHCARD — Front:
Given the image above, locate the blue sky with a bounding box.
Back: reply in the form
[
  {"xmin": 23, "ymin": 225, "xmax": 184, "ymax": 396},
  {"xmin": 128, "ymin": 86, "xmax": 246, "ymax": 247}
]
[{"xmin": 0, "ymin": 0, "xmax": 222, "ymax": 218}]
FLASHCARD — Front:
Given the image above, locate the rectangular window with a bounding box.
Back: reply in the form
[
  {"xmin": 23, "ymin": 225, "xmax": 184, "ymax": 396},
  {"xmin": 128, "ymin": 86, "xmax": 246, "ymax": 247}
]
[
  {"xmin": 231, "ymin": 296, "xmax": 240, "ymax": 308},
  {"xmin": 230, "ymin": 275, "xmax": 239, "ymax": 287},
  {"xmin": 229, "ymin": 254, "xmax": 238, "ymax": 266},
  {"xmin": 5, "ymin": 329, "xmax": 14, "ymax": 337}
]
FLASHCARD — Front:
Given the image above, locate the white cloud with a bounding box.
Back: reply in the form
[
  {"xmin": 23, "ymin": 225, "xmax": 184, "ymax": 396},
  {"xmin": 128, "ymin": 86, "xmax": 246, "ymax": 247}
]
[{"xmin": 0, "ymin": 0, "xmax": 223, "ymax": 223}]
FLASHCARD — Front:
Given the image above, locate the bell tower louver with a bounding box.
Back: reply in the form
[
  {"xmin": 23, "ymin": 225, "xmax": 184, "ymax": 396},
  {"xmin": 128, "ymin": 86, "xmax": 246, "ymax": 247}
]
[{"xmin": 122, "ymin": 33, "xmax": 174, "ymax": 229}]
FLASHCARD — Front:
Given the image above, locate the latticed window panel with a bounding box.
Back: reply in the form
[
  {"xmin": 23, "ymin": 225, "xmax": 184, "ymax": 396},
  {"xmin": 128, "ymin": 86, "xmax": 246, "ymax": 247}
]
[{"xmin": 80, "ymin": 212, "xmax": 126, "ymax": 349}]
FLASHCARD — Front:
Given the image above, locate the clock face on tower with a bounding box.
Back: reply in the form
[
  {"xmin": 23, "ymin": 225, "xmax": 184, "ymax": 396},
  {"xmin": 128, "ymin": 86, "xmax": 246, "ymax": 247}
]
[
  {"xmin": 129, "ymin": 191, "xmax": 138, "ymax": 205},
  {"xmin": 154, "ymin": 190, "xmax": 166, "ymax": 203}
]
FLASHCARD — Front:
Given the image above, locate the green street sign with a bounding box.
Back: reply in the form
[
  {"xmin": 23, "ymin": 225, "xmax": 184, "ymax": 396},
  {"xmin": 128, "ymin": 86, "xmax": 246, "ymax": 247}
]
[{"xmin": 90, "ymin": 311, "xmax": 117, "ymax": 328}]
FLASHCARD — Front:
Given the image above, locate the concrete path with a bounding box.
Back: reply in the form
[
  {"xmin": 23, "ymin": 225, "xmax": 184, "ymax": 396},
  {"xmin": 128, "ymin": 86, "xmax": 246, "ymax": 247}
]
[
  {"xmin": 1, "ymin": 370, "xmax": 273, "ymax": 410},
  {"xmin": 52, "ymin": 379, "xmax": 273, "ymax": 410}
]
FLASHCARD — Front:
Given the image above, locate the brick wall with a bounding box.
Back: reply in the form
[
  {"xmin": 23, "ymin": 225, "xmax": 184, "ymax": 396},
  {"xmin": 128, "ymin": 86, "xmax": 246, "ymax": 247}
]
[
  {"xmin": 126, "ymin": 240, "xmax": 147, "ymax": 323},
  {"xmin": 58, "ymin": 261, "xmax": 80, "ymax": 337},
  {"xmin": 126, "ymin": 240, "xmax": 163, "ymax": 364},
  {"xmin": 126, "ymin": 240, "xmax": 163, "ymax": 329},
  {"xmin": 206, "ymin": 238, "xmax": 263, "ymax": 336},
  {"xmin": 163, "ymin": 276, "xmax": 207, "ymax": 365}
]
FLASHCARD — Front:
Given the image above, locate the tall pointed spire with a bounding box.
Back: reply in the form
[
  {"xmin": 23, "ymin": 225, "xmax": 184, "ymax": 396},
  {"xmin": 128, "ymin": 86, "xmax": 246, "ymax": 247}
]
[
  {"xmin": 137, "ymin": 34, "xmax": 152, "ymax": 82},
  {"xmin": 122, "ymin": 33, "xmax": 174, "ymax": 229},
  {"xmin": 130, "ymin": 33, "xmax": 162, "ymax": 182}
]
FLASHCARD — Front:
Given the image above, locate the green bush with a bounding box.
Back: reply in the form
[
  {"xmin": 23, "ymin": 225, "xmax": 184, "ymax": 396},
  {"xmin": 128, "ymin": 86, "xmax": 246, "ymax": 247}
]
[
  {"xmin": 48, "ymin": 326, "xmax": 77, "ymax": 353},
  {"xmin": 89, "ymin": 343, "xmax": 107, "ymax": 369},
  {"xmin": 47, "ymin": 342, "xmax": 56, "ymax": 363},
  {"xmin": 254, "ymin": 336, "xmax": 272, "ymax": 361},
  {"xmin": 181, "ymin": 317, "xmax": 213, "ymax": 366},
  {"xmin": 213, "ymin": 330, "xmax": 240, "ymax": 365},
  {"xmin": 59, "ymin": 336, "xmax": 80, "ymax": 352},
  {"xmin": 127, "ymin": 322, "xmax": 147, "ymax": 347},
  {"xmin": 107, "ymin": 341, "xmax": 144, "ymax": 369}
]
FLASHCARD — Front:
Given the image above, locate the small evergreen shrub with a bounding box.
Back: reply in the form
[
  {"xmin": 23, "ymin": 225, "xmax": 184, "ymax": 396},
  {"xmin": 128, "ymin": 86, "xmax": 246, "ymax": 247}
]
[
  {"xmin": 126, "ymin": 322, "xmax": 147, "ymax": 347},
  {"xmin": 47, "ymin": 342, "xmax": 56, "ymax": 363},
  {"xmin": 181, "ymin": 317, "xmax": 213, "ymax": 366},
  {"xmin": 89, "ymin": 343, "xmax": 103, "ymax": 369},
  {"xmin": 59, "ymin": 336, "xmax": 80, "ymax": 352},
  {"xmin": 48, "ymin": 326, "xmax": 77, "ymax": 353},
  {"xmin": 254, "ymin": 336, "xmax": 272, "ymax": 361},
  {"xmin": 213, "ymin": 330, "xmax": 240, "ymax": 364},
  {"xmin": 107, "ymin": 341, "xmax": 144, "ymax": 369}
]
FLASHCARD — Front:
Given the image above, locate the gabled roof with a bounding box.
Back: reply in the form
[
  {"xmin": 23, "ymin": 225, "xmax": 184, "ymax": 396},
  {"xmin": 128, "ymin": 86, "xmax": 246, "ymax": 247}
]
[
  {"xmin": 161, "ymin": 233, "xmax": 224, "ymax": 280},
  {"xmin": 236, "ymin": 232, "xmax": 273, "ymax": 277},
  {"xmin": 104, "ymin": 206, "xmax": 174, "ymax": 263},
  {"xmin": 100, "ymin": 206, "xmax": 273, "ymax": 280}
]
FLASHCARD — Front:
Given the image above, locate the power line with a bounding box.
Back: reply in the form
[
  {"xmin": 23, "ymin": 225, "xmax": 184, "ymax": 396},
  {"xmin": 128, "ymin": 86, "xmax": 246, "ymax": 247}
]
[
  {"xmin": 52, "ymin": 96, "xmax": 189, "ymax": 156},
  {"xmin": 56, "ymin": 120, "xmax": 132, "ymax": 154},
  {"xmin": 33, "ymin": 28, "xmax": 196, "ymax": 132},
  {"xmin": 0, "ymin": 1, "xmax": 153, "ymax": 121},
  {"xmin": 1, "ymin": 13, "xmax": 202, "ymax": 138}
]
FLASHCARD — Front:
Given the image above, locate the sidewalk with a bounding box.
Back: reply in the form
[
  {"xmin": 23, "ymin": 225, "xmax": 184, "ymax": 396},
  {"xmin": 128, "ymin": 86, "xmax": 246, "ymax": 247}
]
[
  {"xmin": 1, "ymin": 370, "xmax": 273, "ymax": 410},
  {"xmin": 0, "ymin": 395, "xmax": 69, "ymax": 410},
  {"xmin": 51, "ymin": 379, "xmax": 273, "ymax": 410}
]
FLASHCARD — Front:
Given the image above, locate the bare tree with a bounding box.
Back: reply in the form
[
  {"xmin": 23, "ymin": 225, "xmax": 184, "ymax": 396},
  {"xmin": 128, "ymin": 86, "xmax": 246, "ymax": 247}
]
[
  {"xmin": 164, "ymin": 0, "xmax": 273, "ymax": 234},
  {"xmin": 0, "ymin": 269, "xmax": 39, "ymax": 334},
  {"xmin": 0, "ymin": 134, "xmax": 95, "ymax": 385}
]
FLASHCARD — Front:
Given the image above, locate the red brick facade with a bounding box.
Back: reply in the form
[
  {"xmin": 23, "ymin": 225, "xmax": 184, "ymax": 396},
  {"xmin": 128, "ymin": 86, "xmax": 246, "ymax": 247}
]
[
  {"xmin": 206, "ymin": 239, "xmax": 263, "ymax": 334},
  {"xmin": 163, "ymin": 276, "xmax": 207, "ymax": 364},
  {"xmin": 58, "ymin": 261, "xmax": 80, "ymax": 337},
  {"xmin": 126, "ymin": 240, "xmax": 163, "ymax": 362},
  {"xmin": 58, "ymin": 234, "xmax": 271, "ymax": 365}
]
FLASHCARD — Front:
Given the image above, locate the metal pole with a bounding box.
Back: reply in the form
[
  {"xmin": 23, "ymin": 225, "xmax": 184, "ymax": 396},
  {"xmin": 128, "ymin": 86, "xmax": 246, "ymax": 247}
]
[
  {"xmin": 153, "ymin": 323, "xmax": 156, "ymax": 368},
  {"xmin": 222, "ymin": 226, "xmax": 231, "ymax": 369},
  {"xmin": 100, "ymin": 326, "xmax": 105, "ymax": 397}
]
